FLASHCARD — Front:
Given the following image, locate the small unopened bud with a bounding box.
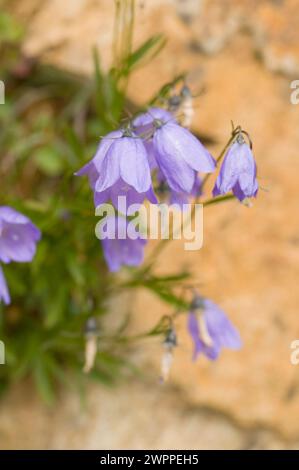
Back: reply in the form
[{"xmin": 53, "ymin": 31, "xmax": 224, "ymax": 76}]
[
  {"xmin": 84, "ymin": 317, "xmax": 98, "ymax": 336},
  {"xmin": 83, "ymin": 317, "xmax": 98, "ymax": 374},
  {"xmin": 160, "ymin": 327, "xmax": 177, "ymax": 383},
  {"xmin": 180, "ymin": 85, "xmax": 192, "ymax": 98},
  {"xmin": 163, "ymin": 327, "xmax": 177, "ymax": 349},
  {"xmin": 190, "ymin": 294, "xmax": 205, "ymax": 311},
  {"xmin": 168, "ymin": 95, "xmax": 181, "ymax": 111}
]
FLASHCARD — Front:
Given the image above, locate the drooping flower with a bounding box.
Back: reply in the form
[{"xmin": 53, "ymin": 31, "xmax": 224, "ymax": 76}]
[
  {"xmin": 76, "ymin": 128, "xmax": 155, "ymax": 207},
  {"xmin": 187, "ymin": 294, "xmax": 241, "ymax": 361},
  {"xmin": 134, "ymin": 107, "xmax": 216, "ymax": 194},
  {"xmin": 213, "ymin": 133, "xmax": 258, "ymax": 201},
  {"xmin": 77, "ymin": 128, "xmax": 152, "ymax": 194},
  {"xmin": 0, "ymin": 206, "xmax": 41, "ymax": 264},
  {"xmin": 97, "ymin": 215, "xmax": 147, "ymax": 272},
  {"xmin": 0, "ymin": 206, "xmax": 41, "ymax": 305}
]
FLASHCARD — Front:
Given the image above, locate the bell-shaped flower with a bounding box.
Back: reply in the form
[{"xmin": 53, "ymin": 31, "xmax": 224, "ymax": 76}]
[
  {"xmin": 98, "ymin": 215, "xmax": 147, "ymax": 272},
  {"xmin": 0, "ymin": 206, "xmax": 41, "ymax": 264},
  {"xmin": 187, "ymin": 295, "xmax": 241, "ymax": 361},
  {"xmin": 0, "ymin": 206, "xmax": 41, "ymax": 305},
  {"xmin": 213, "ymin": 135, "xmax": 258, "ymax": 201},
  {"xmin": 76, "ymin": 128, "xmax": 152, "ymax": 195}
]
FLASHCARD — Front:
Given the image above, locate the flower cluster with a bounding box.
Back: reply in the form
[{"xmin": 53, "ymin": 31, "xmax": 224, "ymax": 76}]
[
  {"xmin": 77, "ymin": 104, "xmax": 258, "ymax": 272},
  {"xmin": 0, "ymin": 206, "xmax": 40, "ymax": 305},
  {"xmin": 0, "ymin": 90, "xmax": 255, "ymax": 382}
]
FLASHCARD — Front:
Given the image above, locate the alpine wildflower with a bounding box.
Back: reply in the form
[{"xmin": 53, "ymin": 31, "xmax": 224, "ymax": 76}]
[
  {"xmin": 213, "ymin": 132, "xmax": 258, "ymax": 202},
  {"xmin": 187, "ymin": 294, "xmax": 241, "ymax": 361},
  {"xmin": 0, "ymin": 206, "xmax": 41, "ymax": 304},
  {"xmin": 76, "ymin": 128, "xmax": 152, "ymax": 195}
]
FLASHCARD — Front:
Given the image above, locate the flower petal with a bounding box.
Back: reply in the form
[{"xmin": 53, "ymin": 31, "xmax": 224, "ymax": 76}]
[
  {"xmin": 75, "ymin": 161, "xmax": 99, "ymax": 189},
  {"xmin": 187, "ymin": 312, "xmax": 221, "ymax": 361},
  {"xmin": 204, "ymin": 299, "xmax": 242, "ymax": 351},
  {"xmin": 95, "ymin": 139, "xmax": 121, "ymax": 192},
  {"xmin": 119, "ymin": 137, "xmax": 151, "ymax": 193},
  {"xmin": 214, "ymin": 142, "xmax": 258, "ymax": 198},
  {"xmin": 92, "ymin": 130, "xmax": 122, "ymax": 170},
  {"xmin": 100, "ymin": 216, "xmax": 146, "ymax": 271},
  {"xmin": 154, "ymin": 128, "xmax": 196, "ymax": 192},
  {"xmin": 0, "ymin": 223, "xmax": 39, "ymax": 263},
  {"xmin": 133, "ymin": 107, "xmax": 175, "ymax": 128},
  {"xmin": 155, "ymin": 123, "xmax": 216, "ymax": 173},
  {"xmin": 0, "ymin": 207, "xmax": 40, "ymax": 264}
]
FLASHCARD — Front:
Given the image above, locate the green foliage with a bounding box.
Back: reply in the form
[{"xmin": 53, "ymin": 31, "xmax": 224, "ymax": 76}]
[{"xmin": 0, "ymin": 6, "xmax": 192, "ymax": 403}]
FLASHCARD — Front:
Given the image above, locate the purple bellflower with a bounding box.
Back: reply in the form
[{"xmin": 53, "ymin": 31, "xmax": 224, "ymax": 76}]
[
  {"xmin": 0, "ymin": 206, "xmax": 41, "ymax": 305},
  {"xmin": 76, "ymin": 127, "xmax": 152, "ymax": 195},
  {"xmin": 187, "ymin": 295, "xmax": 241, "ymax": 361},
  {"xmin": 76, "ymin": 129, "xmax": 157, "ymax": 209},
  {"xmin": 134, "ymin": 107, "xmax": 216, "ymax": 194},
  {"xmin": 98, "ymin": 215, "xmax": 147, "ymax": 272},
  {"xmin": 213, "ymin": 133, "xmax": 258, "ymax": 201}
]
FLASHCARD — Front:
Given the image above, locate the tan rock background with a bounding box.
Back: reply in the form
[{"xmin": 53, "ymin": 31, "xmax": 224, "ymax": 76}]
[{"xmin": 2, "ymin": 0, "xmax": 299, "ymax": 449}]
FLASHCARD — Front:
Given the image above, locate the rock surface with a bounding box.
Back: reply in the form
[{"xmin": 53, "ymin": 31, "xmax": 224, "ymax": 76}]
[
  {"xmin": 10, "ymin": 0, "xmax": 299, "ymax": 77},
  {"xmin": 2, "ymin": 0, "xmax": 299, "ymax": 448},
  {"xmin": 0, "ymin": 380, "xmax": 298, "ymax": 450}
]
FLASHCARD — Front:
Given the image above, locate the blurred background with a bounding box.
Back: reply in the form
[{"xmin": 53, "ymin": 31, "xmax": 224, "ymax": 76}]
[{"xmin": 1, "ymin": 0, "xmax": 299, "ymax": 449}]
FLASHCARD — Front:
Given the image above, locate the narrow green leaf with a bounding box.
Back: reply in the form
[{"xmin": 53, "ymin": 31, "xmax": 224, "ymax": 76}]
[{"xmin": 125, "ymin": 34, "xmax": 166, "ymax": 72}]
